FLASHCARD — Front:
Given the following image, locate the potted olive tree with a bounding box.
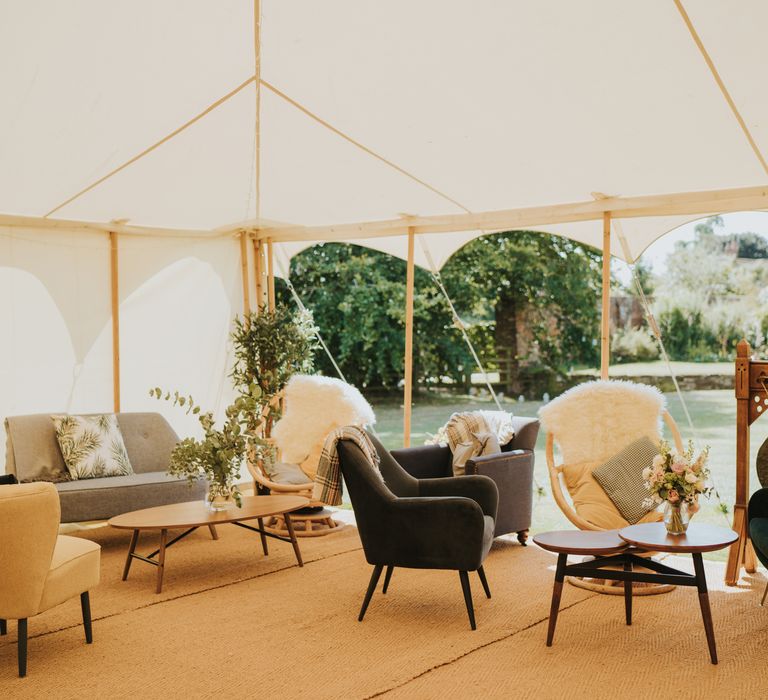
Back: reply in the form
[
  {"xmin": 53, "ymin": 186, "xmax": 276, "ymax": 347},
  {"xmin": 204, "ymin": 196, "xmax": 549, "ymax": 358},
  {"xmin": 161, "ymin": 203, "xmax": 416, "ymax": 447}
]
[{"xmin": 230, "ymin": 305, "xmax": 317, "ymax": 481}]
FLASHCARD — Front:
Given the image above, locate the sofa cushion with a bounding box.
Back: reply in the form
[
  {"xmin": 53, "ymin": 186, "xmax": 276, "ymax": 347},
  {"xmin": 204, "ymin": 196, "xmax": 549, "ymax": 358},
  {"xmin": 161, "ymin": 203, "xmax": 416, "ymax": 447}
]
[
  {"xmin": 115, "ymin": 413, "xmax": 179, "ymax": 474},
  {"xmin": 53, "ymin": 414, "xmax": 134, "ymax": 479},
  {"xmin": 5, "ymin": 412, "xmax": 180, "ymax": 481},
  {"xmin": 5, "ymin": 415, "xmax": 71, "ymax": 483},
  {"xmin": 56, "ymin": 471, "xmax": 206, "ymax": 523},
  {"xmin": 56, "ymin": 471, "xmax": 188, "ymax": 492}
]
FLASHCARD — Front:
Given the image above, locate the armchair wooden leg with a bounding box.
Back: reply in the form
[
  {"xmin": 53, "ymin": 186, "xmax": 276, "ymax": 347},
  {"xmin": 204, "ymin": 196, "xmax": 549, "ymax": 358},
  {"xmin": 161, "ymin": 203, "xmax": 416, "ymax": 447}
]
[
  {"xmin": 459, "ymin": 571, "xmax": 476, "ymax": 630},
  {"xmin": 382, "ymin": 565, "xmax": 394, "ymax": 594},
  {"xmin": 0, "ymin": 618, "xmax": 6, "ymax": 635},
  {"xmin": 18, "ymin": 618, "xmax": 27, "ymax": 678},
  {"xmin": 358, "ymin": 565, "xmax": 383, "ymax": 622},
  {"xmin": 517, "ymin": 529, "xmax": 529, "ymax": 546},
  {"xmin": 477, "ymin": 566, "xmax": 491, "ymax": 599},
  {"xmin": 761, "ymin": 580, "xmax": 768, "ymax": 607},
  {"xmin": 81, "ymin": 592, "xmax": 93, "ymax": 644}
]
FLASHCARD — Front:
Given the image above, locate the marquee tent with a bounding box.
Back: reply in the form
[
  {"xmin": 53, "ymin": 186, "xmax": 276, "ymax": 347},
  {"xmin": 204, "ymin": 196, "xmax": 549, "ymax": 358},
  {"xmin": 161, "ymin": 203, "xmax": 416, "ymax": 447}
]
[{"xmin": 2, "ymin": 0, "xmax": 768, "ymax": 460}]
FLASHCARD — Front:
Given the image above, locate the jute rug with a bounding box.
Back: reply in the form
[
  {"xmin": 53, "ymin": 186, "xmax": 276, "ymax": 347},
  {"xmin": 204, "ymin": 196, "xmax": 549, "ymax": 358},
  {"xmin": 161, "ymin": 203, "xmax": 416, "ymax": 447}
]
[{"xmin": 0, "ymin": 525, "xmax": 766, "ymax": 699}]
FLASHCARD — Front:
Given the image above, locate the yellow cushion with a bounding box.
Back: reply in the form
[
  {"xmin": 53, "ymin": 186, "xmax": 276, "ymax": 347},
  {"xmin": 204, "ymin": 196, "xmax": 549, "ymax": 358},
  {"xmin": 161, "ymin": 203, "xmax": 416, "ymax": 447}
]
[
  {"xmin": 561, "ymin": 460, "xmax": 662, "ymax": 530},
  {"xmin": 38, "ymin": 535, "xmax": 100, "ymax": 613}
]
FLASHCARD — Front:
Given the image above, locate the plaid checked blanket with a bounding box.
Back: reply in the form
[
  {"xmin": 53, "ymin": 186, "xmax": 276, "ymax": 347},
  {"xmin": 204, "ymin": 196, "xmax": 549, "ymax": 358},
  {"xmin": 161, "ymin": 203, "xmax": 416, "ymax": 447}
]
[
  {"xmin": 444, "ymin": 410, "xmax": 516, "ymax": 458},
  {"xmin": 313, "ymin": 426, "xmax": 381, "ymax": 506}
]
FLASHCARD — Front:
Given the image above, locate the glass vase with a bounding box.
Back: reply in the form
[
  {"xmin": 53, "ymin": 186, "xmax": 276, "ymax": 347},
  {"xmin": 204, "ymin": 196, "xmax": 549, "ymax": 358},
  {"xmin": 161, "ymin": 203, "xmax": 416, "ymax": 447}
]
[
  {"xmin": 206, "ymin": 481, "xmax": 237, "ymax": 511},
  {"xmin": 663, "ymin": 501, "xmax": 690, "ymax": 535}
]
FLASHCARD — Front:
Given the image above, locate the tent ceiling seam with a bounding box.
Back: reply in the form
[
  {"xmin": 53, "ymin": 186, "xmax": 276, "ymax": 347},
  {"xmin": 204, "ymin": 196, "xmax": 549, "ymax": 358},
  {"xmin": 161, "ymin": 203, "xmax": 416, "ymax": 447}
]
[
  {"xmin": 253, "ymin": 0, "xmax": 262, "ymax": 221},
  {"xmin": 673, "ymin": 0, "xmax": 768, "ymax": 178},
  {"xmin": 43, "ymin": 75, "xmax": 258, "ymax": 219},
  {"xmin": 260, "ymin": 79, "xmax": 472, "ymax": 215}
]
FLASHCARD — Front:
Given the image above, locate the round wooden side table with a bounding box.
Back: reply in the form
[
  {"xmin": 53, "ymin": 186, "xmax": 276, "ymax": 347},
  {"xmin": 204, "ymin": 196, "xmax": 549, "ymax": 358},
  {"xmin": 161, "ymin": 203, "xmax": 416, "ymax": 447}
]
[{"xmin": 534, "ymin": 523, "xmax": 738, "ymax": 664}]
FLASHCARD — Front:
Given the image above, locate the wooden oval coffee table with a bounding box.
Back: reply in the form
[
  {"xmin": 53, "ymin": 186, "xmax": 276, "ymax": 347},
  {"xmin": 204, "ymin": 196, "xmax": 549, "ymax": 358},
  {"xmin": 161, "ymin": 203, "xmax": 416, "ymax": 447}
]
[
  {"xmin": 109, "ymin": 495, "xmax": 309, "ymax": 593},
  {"xmin": 535, "ymin": 523, "xmax": 737, "ymax": 664}
]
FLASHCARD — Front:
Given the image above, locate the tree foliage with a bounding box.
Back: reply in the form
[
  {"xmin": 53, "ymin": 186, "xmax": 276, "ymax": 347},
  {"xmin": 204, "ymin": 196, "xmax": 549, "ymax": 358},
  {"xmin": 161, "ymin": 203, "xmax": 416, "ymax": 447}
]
[
  {"xmin": 280, "ymin": 244, "xmax": 475, "ymax": 388},
  {"xmin": 650, "ymin": 216, "xmax": 768, "ymax": 360},
  {"xmin": 440, "ymin": 231, "xmax": 602, "ymax": 373},
  {"xmin": 280, "ymin": 233, "xmax": 603, "ymax": 388}
]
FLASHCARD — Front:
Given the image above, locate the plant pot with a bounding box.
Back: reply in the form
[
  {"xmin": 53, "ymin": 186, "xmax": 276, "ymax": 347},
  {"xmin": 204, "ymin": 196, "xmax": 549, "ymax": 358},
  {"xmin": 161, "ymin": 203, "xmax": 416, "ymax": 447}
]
[{"xmin": 663, "ymin": 501, "xmax": 690, "ymax": 535}]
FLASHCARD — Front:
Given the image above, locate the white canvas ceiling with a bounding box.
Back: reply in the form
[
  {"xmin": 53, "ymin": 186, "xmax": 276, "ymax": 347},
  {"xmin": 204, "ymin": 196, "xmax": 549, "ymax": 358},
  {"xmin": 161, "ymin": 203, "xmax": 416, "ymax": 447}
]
[{"xmin": 0, "ymin": 0, "xmax": 767, "ymax": 268}]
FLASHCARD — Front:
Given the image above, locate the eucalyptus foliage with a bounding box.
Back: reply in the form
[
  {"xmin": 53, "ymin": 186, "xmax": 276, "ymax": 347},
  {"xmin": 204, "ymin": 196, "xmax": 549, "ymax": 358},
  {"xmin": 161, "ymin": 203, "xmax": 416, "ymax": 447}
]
[{"xmin": 149, "ymin": 388, "xmax": 245, "ymax": 507}]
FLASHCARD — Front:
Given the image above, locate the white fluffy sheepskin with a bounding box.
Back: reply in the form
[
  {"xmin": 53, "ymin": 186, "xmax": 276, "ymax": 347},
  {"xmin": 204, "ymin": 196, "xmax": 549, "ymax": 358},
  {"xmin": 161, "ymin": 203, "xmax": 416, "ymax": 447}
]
[
  {"xmin": 538, "ymin": 380, "xmax": 665, "ymax": 465},
  {"xmin": 272, "ymin": 375, "xmax": 376, "ymax": 465}
]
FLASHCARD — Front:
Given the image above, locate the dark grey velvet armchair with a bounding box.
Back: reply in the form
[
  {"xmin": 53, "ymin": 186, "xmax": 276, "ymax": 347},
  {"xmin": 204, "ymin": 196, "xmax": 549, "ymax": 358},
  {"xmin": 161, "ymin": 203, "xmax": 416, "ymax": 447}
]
[
  {"xmin": 748, "ymin": 488, "xmax": 768, "ymax": 605},
  {"xmin": 391, "ymin": 416, "xmax": 539, "ymax": 543},
  {"xmin": 337, "ymin": 432, "xmax": 498, "ymax": 630}
]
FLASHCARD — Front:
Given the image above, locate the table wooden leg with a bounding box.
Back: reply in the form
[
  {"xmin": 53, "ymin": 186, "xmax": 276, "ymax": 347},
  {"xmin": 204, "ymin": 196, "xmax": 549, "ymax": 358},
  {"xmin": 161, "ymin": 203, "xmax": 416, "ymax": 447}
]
[
  {"xmin": 546, "ymin": 553, "xmax": 567, "ymax": 646},
  {"xmin": 122, "ymin": 529, "xmax": 139, "ymax": 581},
  {"xmin": 208, "ymin": 524, "xmax": 219, "ymax": 540},
  {"xmin": 257, "ymin": 517, "xmax": 269, "ymax": 556},
  {"xmin": 284, "ymin": 514, "xmax": 303, "ymax": 567},
  {"xmin": 692, "ymin": 553, "xmax": 718, "ymax": 664},
  {"xmin": 156, "ymin": 528, "xmax": 168, "ymax": 594},
  {"xmin": 623, "ymin": 557, "xmax": 633, "ymax": 625}
]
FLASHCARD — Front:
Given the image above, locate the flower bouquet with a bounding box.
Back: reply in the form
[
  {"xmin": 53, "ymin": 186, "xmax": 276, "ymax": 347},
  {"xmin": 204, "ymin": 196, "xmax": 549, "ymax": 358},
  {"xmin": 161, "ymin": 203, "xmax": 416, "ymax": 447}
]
[{"xmin": 642, "ymin": 439, "xmax": 711, "ymax": 534}]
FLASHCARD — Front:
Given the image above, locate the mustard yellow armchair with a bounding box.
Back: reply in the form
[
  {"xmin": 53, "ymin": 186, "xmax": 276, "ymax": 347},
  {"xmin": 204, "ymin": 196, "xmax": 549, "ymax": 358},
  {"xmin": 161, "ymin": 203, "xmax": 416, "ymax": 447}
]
[{"xmin": 0, "ymin": 482, "xmax": 101, "ymax": 677}]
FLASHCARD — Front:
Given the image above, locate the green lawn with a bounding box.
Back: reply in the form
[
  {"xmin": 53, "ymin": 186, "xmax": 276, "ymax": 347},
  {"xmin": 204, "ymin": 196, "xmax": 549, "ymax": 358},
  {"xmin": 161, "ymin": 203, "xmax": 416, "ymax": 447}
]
[{"xmin": 370, "ymin": 389, "xmax": 768, "ymax": 561}]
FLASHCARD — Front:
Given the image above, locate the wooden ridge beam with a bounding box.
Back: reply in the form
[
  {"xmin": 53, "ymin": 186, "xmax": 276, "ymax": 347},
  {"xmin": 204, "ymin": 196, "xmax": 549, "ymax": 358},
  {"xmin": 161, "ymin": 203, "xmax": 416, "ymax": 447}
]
[{"xmin": 256, "ymin": 185, "xmax": 768, "ymax": 243}]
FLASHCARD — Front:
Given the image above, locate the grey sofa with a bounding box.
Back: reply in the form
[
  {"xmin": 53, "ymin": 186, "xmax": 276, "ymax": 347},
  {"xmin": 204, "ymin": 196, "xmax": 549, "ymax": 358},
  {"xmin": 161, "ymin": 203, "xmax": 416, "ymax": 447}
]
[
  {"xmin": 391, "ymin": 416, "xmax": 539, "ymax": 543},
  {"xmin": 4, "ymin": 413, "xmax": 205, "ymax": 522}
]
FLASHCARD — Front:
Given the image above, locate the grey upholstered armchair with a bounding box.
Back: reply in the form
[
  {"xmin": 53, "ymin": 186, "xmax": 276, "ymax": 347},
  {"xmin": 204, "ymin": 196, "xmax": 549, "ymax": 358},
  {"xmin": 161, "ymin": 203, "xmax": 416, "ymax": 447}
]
[
  {"xmin": 337, "ymin": 432, "xmax": 498, "ymax": 630},
  {"xmin": 391, "ymin": 416, "xmax": 539, "ymax": 543}
]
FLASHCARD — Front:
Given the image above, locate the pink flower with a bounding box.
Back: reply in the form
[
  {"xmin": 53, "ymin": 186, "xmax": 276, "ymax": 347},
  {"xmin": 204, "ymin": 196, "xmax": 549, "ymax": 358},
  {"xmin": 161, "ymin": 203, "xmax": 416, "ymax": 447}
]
[
  {"xmin": 668, "ymin": 489, "xmax": 680, "ymax": 503},
  {"xmin": 671, "ymin": 461, "xmax": 686, "ymax": 474}
]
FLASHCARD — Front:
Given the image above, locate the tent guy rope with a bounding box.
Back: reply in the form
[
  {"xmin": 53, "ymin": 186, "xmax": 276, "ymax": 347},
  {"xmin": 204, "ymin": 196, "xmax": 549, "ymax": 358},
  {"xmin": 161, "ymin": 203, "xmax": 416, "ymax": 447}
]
[{"xmin": 615, "ymin": 222, "xmax": 730, "ymax": 524}]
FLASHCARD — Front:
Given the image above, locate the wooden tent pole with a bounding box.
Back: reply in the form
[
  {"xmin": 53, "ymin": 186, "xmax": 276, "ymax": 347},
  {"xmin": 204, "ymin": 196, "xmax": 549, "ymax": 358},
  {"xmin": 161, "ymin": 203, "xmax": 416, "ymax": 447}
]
[
  {"xmin": 600, "ymin": 212, "xmax": 611, "ymax": 380},
  {"xmin": 109, "ymin": 232, "xmax": 121, "ymax": 412},
  {"xmin": 253, "ymin": 238, "xmax": 264, "ymax": 312},
  {"xmin": 726, "ymin": 339, "xmax": 753, "ymax": 584},
  {"xmin": 240, "ymin": 231, "xmax": 251, "ymax": 316},
  {"xmin": 267, "ymin": 238, "xmax": 275, "ymax": 311},
  {"xmin": 403, "ymin": 227, "xmax": 415, "ymax": 447}
]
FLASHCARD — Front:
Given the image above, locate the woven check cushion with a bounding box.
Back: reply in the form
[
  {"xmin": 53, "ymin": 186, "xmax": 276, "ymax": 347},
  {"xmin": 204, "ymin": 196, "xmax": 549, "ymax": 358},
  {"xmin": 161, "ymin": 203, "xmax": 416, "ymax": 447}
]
[{"xmin": 592, "ymin": 436, "xmax": 659, "ymax": 524}]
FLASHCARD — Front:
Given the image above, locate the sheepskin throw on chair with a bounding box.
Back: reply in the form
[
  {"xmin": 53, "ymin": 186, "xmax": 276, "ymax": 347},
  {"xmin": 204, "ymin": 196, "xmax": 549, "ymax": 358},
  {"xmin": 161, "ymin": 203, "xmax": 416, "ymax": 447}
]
[
  {"xmin": 272, "ymin": 375, "xmax": 376, "ymax": 480},
  {"xmin": 539, "ymin": 379, "xmax": 670, "ymax": 532}
]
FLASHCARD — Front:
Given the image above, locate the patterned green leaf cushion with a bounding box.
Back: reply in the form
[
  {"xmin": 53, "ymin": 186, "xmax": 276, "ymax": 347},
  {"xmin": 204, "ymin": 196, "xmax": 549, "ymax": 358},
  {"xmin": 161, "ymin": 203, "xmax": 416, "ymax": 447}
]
[
  {"xmin": 592, "ymin": 436, "xmax": 659, "ymax": 525},
  {"xmin": 52, "ymin": 414, "xmax": 135, "ymax": 480}
]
